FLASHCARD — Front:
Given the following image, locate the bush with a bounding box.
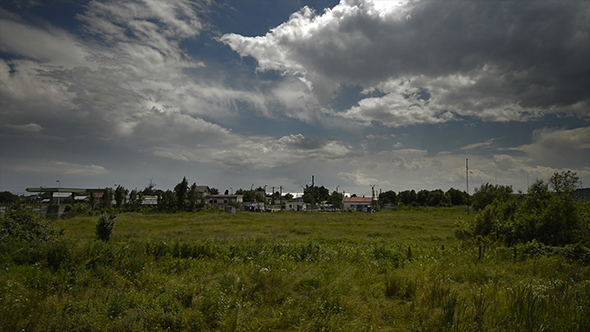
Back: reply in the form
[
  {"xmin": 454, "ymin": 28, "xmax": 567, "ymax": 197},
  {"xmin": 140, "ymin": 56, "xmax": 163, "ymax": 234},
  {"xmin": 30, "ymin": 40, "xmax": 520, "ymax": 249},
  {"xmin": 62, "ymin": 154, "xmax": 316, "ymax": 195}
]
[
  {"xmin": 62, "ymin": 203, "xmax": 90, "ymax": 219},
  {"xmin": 457, "ymin": 172, "xmax": 590, "ymax": 246},
  {"xmin": 471, "ymin": 183, "xmax": 513, "ymax": 211},
  {"xmin": 96, "ymin": 213, "xmax": 116, "ymax": 242},
  {"xmin": 0, "ymin": 206, "xmax": 62, "ymax": 242}
]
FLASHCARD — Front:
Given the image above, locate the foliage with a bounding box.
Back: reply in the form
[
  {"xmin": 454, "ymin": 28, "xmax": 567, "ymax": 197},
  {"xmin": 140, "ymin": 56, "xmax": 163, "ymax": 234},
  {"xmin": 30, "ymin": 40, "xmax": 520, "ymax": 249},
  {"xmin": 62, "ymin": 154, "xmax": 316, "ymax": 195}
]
[
  {"xmin": 328, "ymin": 191, "xmax": 344, "ymax": 209},
  {"xmin": 96, "ymin": 213, "xmax": 116, "ymax": 242},
  {"xmin": 379, "ymin": 190, "xmax": 397, "ymax": 207},
  {"xmin": 446, "ymin": 188, "xmax": 469, "ymax": 206},
  {"xmin": 102, "ymin": 187, "xmax": 114, "ymax": 207},
  {"xmin": 397, "ymin": 189, "xmax": 456, "ymax": 207},
  {"xmin": 427, "ymin": 189, "xmax": 451, "ymax": 207},
  {"xmin": 303, "ymin": 185, "xmax": 330, "ymax": 204},
  {"xmin": 174, "ymin": 177, "xmax": 189, "ymax": 211},
  {"xmin": 235, "ymin": 189, "xmax": 265, "ymax": 202},
  {"xmin": 549, "ymin": 170, "xmax": 581, "ymax": 194},
  {"xmin": 0, "ymin": 191, "xmax": 20, "ymax": 204},
  {"xmin": 471, "ymin": 183, "xmax": 513, "ymax": 211},
  {"xmin": 62, "ymin": 203, "xmax": 90, "ymax": 219},
  {"xmin": 416, "ymin": 189, "xmax": 430, "ymax": 206},
  {"xmin": 398, "ymin": 190, "xmax": 417, "ymax": 206},
  {"xmin": 0, "ymin": 206, "xmax": 63, "ymax": 242},
  {"xmin": 143, "ymin": 179, "xmax": 157, "ymax": 195},
  {"xmin": 158, "ymin": 190, "xmax": 177, "ymax": 212},
  {"xmin": 457, "ymin": 172, "xmax": 590, "ymax": 246},
  {"xmin": 2, "ymin": 208, "xmax": 590, "ymax": 331},
  {"xmin": 186, "ymin": 183, "xmax": 200, "ymax": 212},
  {"xmin": 114, "ymin": 185, "xmax": 128, "ymax": 208},
  {"xmin": 126, "ymin": 189, "xmax": 143, "ymax": 212}
]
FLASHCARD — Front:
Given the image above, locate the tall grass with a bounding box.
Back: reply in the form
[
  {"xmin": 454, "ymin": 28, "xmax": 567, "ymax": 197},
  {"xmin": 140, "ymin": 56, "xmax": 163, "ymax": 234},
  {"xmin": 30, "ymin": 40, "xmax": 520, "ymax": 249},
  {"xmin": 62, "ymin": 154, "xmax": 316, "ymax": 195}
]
[{"xmin": 1, "ymin": 208, "xmax": 589, "ymax": 331}]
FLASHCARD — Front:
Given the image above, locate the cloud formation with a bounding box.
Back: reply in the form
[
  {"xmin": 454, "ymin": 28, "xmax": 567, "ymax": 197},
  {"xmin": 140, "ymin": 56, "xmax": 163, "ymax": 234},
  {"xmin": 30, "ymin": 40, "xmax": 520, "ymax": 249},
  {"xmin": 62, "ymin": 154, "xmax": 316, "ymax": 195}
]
[
  {"xmin": 1, "ymin": 0, "xmax": 588, "ymax": 195},
  {"xmin": 221, "ymin": 0, "xmax": 590, "ymax": 126}
]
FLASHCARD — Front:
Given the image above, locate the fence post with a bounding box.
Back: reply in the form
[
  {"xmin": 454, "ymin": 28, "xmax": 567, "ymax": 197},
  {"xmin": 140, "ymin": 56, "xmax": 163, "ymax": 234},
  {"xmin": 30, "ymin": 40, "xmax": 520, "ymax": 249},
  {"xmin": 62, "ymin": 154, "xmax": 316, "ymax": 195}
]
[
  {"xmin": 442, "ymin": 244, "xmax": 445, "ymax": 256},
  {"xmin": 479, "ymin": 245, "xmax": 482, "ymax": 260},
  {"xmin": 513, "ymin": 246, "xmax": 517, "ymax": 260},
  {"xmin": 408, "ymin": 246, "xmax": 412, "ymax": 260}
]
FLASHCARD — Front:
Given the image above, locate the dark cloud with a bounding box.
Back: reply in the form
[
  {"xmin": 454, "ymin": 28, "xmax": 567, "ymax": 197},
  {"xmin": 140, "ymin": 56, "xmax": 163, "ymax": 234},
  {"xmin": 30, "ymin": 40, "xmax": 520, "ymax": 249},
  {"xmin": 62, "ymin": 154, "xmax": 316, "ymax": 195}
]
[{"xmin": 222, "ymin": 0, "xmax": 590, "ymax": 123}]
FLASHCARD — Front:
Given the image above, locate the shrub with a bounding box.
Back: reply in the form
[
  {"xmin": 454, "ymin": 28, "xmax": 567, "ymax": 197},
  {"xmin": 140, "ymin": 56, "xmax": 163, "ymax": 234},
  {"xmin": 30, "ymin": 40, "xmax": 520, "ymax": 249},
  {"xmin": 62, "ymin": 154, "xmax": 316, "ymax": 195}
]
[
  {"xmin": 471, "ymin": 183, "xmax": 513, "ymax": 211},
  {"xmin": 96, "ymin": 213, "xmax": 116, "ymax": 242},
  {"xmin": 62, "ymin": 203, "xmax": 90, "ymax": 219},
  {"xmin": 457, "ymin": 172, "xmax": 590, "ymax": 246},
  {"xmin": 0, "ymin": 206, "xmax": 62, "ymax": 242}
]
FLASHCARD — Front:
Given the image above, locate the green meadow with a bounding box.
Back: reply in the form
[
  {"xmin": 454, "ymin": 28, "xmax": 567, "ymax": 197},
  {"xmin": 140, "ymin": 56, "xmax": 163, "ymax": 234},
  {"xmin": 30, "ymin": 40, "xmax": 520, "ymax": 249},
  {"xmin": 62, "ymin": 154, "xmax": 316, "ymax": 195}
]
[{"xmin": 2, "ymin": 207, "xmax": 589, "ymax": 331}]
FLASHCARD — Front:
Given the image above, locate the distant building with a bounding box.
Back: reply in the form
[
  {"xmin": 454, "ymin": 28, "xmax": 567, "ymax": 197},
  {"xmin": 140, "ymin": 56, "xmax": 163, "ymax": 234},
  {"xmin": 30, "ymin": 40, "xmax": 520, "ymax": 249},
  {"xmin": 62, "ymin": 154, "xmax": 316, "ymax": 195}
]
[
  {"xmin": 242, "ymin": 202, "xmax": 265, "ymax": 212},
  {"xmin": 142, "ymin": 195, "xmax": 158, "ymax": 205},
  {"xmin": 343, "ymin": 196, "xmax": 375, "ymax": 212},
  {"xmin": 195, "ymin": 186, "xmax": 212, "ymax": 196},
  {"xmin": 285, "ymin": 199, "xmax": 307, "ymax": 212},
  {"xmin": 206, "ymin": 194, "xmax": 243, "ymax": 209}
]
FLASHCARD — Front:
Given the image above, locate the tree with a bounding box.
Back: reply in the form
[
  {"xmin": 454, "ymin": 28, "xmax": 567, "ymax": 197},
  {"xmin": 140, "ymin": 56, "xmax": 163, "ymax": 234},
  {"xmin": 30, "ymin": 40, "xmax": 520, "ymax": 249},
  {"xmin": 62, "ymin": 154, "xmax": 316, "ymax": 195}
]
[
  {"xmin": 427, "ymin": 189, "xmax": 451, "ymax": 207},
  {"xmin": 549, "ymin": 170, "xmax": 580, "ymax": 194},
  {"xmin": 0, "ymin": 191, "xmax": 19, "ymax": 204},
  {"xmin": 416, "ymin": 190, "xmax": 430, "ymax": 206},
  {"xmin": 303, "ymin": 185, "xmax": 330, "ymax": 204},
  {"xmin": 157, "ymin": 190, "xmax": 177, "ymax": 212},
  {"xmin": 174, "ymin": 177, "xmax": 189, "ymax": 211},
  {"xmin": 446, "ymin": 188, "xmax": 469, "ymax": 206},
  {"xmin": 378, "ymin": 190, "xmax": 398, "ymax": 207},
  {"xmin": 399, "ymin": 190, "xmax": 417, "ymax": 206},
  {"xmin": 114, "ymin": 185, "xmax": 128, "ymax": 209},
  {"xmin": 143, "ymin": 179, "xmax": 157, "ymax": 195},
  {"xmin": 210, "ymin": 187, "xmax": 220, "ymax": 195},
  {"xmin": 127, "ymin": 189, "xmax": 143, "ymax": 212},
  {"xmin": 471, "ymin": 183, "xmax": 513, "ymax": 211},
  {"xmin": 456, "ymin": 171, "xmax": 590, "ymax": 246},
  {"xmin": 96, "ymin": 213, "xmax": 116, "ymax": 242},
  {"xmin": 186, "ymin": 183, "xmax": 200, "ymax": 212},
  {"xmin": 102, "ymin": 187, "xmax": 114, "ymax": 207},
  {"xmin": 328, "ymin": 191, "xmax": 344, "ymax": 209},
  {"xmin": 88, "ymin": 192, "xmax": 96, "ymax": 210},
  {"xmin": 1, "ymin": 205, "xmax": 63, "ymax": 242}
]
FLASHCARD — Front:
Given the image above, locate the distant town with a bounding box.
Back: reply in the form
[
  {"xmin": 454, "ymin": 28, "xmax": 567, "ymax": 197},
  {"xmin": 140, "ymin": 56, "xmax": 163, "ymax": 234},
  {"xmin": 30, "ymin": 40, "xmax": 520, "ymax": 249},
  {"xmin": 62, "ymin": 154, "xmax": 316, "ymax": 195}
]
[{"xmin": 1, "ymin": 175, "xmax": 588, "ymax": 217}]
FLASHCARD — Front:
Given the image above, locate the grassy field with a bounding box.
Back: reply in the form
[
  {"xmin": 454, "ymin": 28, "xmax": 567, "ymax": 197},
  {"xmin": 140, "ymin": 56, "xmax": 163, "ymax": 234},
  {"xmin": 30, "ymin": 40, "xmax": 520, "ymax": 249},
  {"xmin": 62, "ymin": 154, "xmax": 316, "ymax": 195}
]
[
  {"xmin": 2, "ymin": 207, "xmax": 589, "ymax": 331},
  {"xmin": 55, "ymin": 207, "xmax": 464, "ymax": 241}
]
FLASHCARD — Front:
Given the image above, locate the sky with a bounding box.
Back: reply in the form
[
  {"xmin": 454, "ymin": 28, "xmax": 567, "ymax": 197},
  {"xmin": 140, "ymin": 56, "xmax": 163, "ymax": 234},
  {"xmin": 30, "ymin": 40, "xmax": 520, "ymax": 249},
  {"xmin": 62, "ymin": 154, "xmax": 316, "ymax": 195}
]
[{"xmin": 1, "ymin": 0, "xmax": 589, "ymax": 197}]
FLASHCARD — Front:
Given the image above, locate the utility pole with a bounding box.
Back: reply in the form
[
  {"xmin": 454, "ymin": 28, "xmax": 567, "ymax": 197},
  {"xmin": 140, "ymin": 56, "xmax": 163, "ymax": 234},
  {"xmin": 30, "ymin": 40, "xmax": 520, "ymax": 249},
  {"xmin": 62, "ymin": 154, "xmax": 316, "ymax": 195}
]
[
  {"xmin": 311, "ymin": 175, "xmax": 315, "ymax": 213},
  {"xmin": 280, "ymin": 186, "xmax": 283, "ymax": 210},
  {"xmin": 466, "ymin": 158, "xmax": 470, "ymax": 214},
  {"xmin": 56, "ymin": 179, "xmax": 61, "ymax": 217},
  {"xmin": 371, "ymin": 184, "xmax": 376, "ymax": 212}
]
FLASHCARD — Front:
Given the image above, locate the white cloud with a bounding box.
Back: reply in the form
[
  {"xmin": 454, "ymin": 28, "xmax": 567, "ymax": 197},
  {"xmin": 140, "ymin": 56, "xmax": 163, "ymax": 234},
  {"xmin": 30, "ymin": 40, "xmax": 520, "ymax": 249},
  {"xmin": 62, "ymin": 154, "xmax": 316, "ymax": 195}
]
[
  {"xmin": 338, "ymin": 170, "xmax": 380, "ymax": 187},
  {"xmin": 460, "ymin": 138, "xmax": 502, "ymax": 151},
  {"xmin": 10, "ymin": 160, "xmax": 108, "ymax": 176},
  {"xmin": 510, "ymin": 126, "xmax": 590, "ymax": 169},
  {"xmin": 221, "ymin": 0, "xmax": 590, "ymax": 126},
  {"xmin": 0, "ymin": 19, "xmax": 88, "ymax": 67},
  {"xmin": 3, "ymin": 122, "xmax": 43, "ymax": 133}
]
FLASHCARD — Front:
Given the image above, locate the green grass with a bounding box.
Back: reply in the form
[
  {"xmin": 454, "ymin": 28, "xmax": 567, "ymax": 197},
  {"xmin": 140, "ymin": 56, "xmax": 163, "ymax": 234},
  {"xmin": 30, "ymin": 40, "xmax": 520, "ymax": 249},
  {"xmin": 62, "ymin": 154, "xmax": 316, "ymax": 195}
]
[
  {"xmin": 2, "ymin": 207, "xmax": 589, "ymax": 331},
  {"xmin": 56, "ymin": 206, "xmax": 470, "ymax": 241}
]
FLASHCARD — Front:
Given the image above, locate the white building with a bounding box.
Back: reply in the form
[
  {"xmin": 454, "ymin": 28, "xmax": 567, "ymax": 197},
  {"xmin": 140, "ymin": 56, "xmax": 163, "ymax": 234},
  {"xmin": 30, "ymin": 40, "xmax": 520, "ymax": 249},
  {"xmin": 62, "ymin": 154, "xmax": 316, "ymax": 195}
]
[
  {"xmin": 284, "ymin": 200, "xmax": 307, "ymax": 212},
  {"xmin": 343, "ymin": 197, "xmax": 375, "ymax": 212},
  {"xmin": 206, "ymin": 194, "xmax": 243, "ymax": 209}
]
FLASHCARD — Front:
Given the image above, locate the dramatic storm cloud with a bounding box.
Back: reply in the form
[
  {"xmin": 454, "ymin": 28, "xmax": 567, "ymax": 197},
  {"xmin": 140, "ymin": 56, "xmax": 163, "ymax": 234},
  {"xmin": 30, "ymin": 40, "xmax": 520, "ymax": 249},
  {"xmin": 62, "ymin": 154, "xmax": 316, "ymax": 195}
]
[
  {"xmin": 1, "ymin": 0, "xmax": 588, "ymax": 196},
  {"xmin": 221, "ymin": 0, "xmax": 589, "ymax": 126}
]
